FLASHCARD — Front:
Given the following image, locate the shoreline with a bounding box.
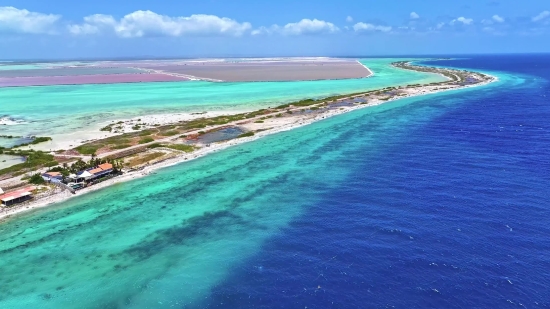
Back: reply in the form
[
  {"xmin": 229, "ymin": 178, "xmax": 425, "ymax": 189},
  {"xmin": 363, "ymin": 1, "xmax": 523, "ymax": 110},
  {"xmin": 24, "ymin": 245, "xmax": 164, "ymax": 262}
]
[{"xmin": 0, "ymin": 66, "xmax": 498, "ymax": 222}]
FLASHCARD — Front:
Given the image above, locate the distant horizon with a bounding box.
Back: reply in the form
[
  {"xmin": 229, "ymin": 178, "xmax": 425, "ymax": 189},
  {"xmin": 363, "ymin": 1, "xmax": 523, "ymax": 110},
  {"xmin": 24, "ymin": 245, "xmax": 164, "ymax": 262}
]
[{"xmin": 1, "ymin": 52, "xmax": 548, "ymax": 63}]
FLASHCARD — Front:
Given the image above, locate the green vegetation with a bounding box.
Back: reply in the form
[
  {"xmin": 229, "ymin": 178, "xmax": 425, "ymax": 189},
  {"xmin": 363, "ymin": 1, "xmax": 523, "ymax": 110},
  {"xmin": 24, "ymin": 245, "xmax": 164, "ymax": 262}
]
[
  {"xmin": 165, "ymin": 144, "xmax": 195, "ymax": 153},
  {"xmin": 138, "ymin": 130, "xmax": 154, "ymax": 136},
  {"xmin": 29, "ymin": 173, "xmax": 46, "ymax": 185},
  {"xmin": 254, "ymin": 120, "xmax": 264, "ymax": 123},
  {"xmin": 237, "ymin": 132, "xmax": 255, "ymax": 138},
  {"xmin": 132, "ymin": 124, "xmax": 141, "ymax": 130},
  {"xmin": 146, "ymin": 143, "xmax": 195, "ymax": 152},
  {"xmin": 47, "ymin": 166, "xmax": 70, "ymax": 177},
  {"xmin": 0, "ymin": 135, "xmax": 21, "ymax": 138},
  {"xmin": 75, "ymin": 133, "xmax": 143, "ymax": 154},
  {"xmin": 392, "ymin": 61, "xmax": 474, "ymax": 84},
  {"xmin": 112, "ymin": 144, "xmax": 132, "ymax": 150},
  {"xmin": 128, "ymin": 152, "xmax": 165, "ymax": 167},
  {"xmin": 147, "ymin": 143, "xmax": 163, "ymax": 149},
  {"xmin": 75, "ymin": 145, "xmax": 99, "ymax": 155},
  {"xmin": 0, "ymin": 150, "xmax": 56, "ymax": 175},
  {"xmin": 13, "ymin": 136, "xmax": 53, "ymax": 148},
  {"xmin": 159, "ymin": 130, "xmax": 179, "ymax": 136},
  {"xmin": 138, "ymin": 137, "xmax": 155, "ymax": 144},
  {"xmin": 100, "ymin": 125, "xmax": 113, "ymax": 132}
]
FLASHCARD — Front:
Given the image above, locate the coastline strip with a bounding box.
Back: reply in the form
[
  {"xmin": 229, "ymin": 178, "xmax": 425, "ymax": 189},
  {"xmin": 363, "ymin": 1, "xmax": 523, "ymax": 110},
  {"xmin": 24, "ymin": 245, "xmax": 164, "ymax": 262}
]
[{"xmin": 0, "ymin": 62, "xmax": 498, "ymax": 222}]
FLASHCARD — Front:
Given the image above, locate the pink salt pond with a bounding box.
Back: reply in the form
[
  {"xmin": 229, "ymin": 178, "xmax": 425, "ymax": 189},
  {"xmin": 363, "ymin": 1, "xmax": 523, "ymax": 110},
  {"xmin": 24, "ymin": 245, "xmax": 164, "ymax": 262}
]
[{"xmin": 0, "ymin": 73, "xmax": 189, "ymax": 87}]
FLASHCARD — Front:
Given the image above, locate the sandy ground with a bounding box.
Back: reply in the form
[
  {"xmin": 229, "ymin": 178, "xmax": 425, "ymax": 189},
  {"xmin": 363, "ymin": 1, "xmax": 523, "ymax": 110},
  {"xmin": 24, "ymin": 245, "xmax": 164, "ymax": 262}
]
[
  {"xmin": 23, "ymin": 110, "xmax": 249, "ymax": 152},
  {"xmin": 0, "ymin": 72, "xmax": 498, "ymax": 222}
]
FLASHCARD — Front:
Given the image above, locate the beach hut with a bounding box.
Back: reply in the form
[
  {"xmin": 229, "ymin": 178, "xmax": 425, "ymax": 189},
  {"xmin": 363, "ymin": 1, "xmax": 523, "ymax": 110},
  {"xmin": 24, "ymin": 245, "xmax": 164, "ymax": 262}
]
[
  {"xmin": 98, "ymin": 163, "xmax": 113, "ymax": 172},
  {"xmin": 0, "ymin": 187, "xmax": 34, "ymax": 207},
  {"xmin": 42, "ymin": 171, "xmax": 63, "ymax": 182},
  {"xmin": 88, "ymin": 164, "xmax": 114, "ymax": 179}
]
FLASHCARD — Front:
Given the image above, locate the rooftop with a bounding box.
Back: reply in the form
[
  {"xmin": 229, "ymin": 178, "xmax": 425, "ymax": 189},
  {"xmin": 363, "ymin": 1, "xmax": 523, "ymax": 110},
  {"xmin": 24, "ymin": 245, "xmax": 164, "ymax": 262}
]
[
  {"xmin": 0, "ymin": 187, "xmax": 35, "ymax": 202},
  {"xmin": 98, "ymin": 163, "xmax": 113, "ymax": 170}
]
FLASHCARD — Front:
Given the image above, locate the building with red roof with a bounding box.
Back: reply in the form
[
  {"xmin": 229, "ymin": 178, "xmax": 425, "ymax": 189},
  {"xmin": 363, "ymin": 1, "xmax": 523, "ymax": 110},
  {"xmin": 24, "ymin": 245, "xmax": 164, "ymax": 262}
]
[{"xmin": 0, "ymin": 187, "xmax": 35, "ymax": 207}]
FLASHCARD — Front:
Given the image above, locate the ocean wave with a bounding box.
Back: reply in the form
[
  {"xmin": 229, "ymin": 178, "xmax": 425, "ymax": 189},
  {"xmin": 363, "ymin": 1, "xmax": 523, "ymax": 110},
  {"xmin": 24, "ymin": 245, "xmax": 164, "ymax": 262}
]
[{"xmin": 0, "ymin": 116, "xmax": 26, "ymax": 126}]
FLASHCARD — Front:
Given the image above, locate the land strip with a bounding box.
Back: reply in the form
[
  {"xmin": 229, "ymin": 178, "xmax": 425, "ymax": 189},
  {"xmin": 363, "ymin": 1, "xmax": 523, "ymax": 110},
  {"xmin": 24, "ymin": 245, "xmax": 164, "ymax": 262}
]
[{"xmin": 0, "ymin": 61, "xmax": 497, "ymax": 220}]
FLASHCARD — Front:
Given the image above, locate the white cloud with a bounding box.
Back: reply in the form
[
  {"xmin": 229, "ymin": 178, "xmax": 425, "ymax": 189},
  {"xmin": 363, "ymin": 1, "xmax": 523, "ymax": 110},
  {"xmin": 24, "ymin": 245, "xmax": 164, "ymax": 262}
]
[
  {"xmin": 532, "ymin": 11, "xmax": 550, "ymax": 22},
  {"xmin": 451, "ymin": 16, "xmax": 474, "ymax": 25},
  {"xmin": 492, "ymin": 15, "xmax": 505, "ymax": 23},
  {"xmin": 68, "ymin": 10, "xmax": 251, "ymax": 37},
  {"xmin": 68, "ymin": 14, "xmax": 116, "ymax": 35},
  {"xmin": 251, "ymin": 26, "xmax": 274, "ymax": 36},
  {"xmin": 346, "ymin": 16, "xmax": 353, "ymax": 23},
  {"xmin": 410, "ymin": 12, "xmax": 420, "ymax": 19},
  {"xmin": 436, "ymin": 22, "xmax": 445, "ymax": 29},
  {"xmin": 281, "ymin": 19, "xmax": 339, "ymax": 35},
  {"xmin": 253, "ymin": 19, "xmax": 339, "ymax": 36},
  {"xmin": 0, "ymin": 6, "xmax": 60, "ymax": 34},
  {"xmin": 353, "ymin": 22, "xmax": 392, "ymax": 33}
]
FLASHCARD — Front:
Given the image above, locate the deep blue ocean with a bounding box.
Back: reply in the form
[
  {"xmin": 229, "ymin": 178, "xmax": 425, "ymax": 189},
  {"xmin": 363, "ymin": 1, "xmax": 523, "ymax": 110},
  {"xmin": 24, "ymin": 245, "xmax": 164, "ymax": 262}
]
[{"xmin": 201, "ymin": 55, "xmax": 550, "ymax": 308}]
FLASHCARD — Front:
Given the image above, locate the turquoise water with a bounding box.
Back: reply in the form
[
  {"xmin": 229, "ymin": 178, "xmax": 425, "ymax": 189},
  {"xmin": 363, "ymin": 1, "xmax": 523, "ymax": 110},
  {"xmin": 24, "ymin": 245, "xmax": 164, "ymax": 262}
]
[
  {"xmin": 0, "ymin": 65, "xmax": 41, "ymax": 70},
  {"xmin": 0, "ymin": 154, "xmax": 25, "ymax": 169},
  {"xmin": 0, "ymin": 59, "xmax": 444, "ymax": 139},
  {"xmin": 0, "ymin": 65, "xmax": 518, "ymax": 308}
]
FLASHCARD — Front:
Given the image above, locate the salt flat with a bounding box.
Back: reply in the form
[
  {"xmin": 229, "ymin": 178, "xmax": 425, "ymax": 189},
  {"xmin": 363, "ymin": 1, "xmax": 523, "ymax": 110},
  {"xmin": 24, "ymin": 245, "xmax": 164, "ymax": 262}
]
[{"xmin": 146, "ymin": 59, "xmax": 371, "ymax": 82}]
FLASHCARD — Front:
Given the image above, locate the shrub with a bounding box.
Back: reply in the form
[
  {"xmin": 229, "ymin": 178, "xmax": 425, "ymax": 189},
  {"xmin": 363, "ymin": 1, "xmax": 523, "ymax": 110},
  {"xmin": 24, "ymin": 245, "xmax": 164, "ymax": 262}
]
[
  {"xmin": 31, "ymin": 137, "xmax": 52, "ymax": 144},
  {"xmin": 139, "ymin": 130, "xmax": 155, "ymax": 136},
  {"xmin": 165, "ymin": 144, "xmax": 195, "ymax": 153},
  {"xmin": 237, "ymin": 132, "xmax": 254, "ymax": 138},
  {"xmin": 29, "ymin": 173, "xmax": 45, "ymax": 185},
  {"xmin": 138, "ymin": 137, "xmax": 154, "ymax": 144},
  {"xmin": 0, "ymin": 151, "xmax": 56, "ymax": 176},
  {"xmin": 148, "ymin": 143, "xmax": 163, "ymax": 149},
  {"xmin": 75, "ymin": 145, "xmax": 99, "ymax": 155},
  {"xmin": 160, "ymin": 130, "xmax": 179, "ymax": 136}
]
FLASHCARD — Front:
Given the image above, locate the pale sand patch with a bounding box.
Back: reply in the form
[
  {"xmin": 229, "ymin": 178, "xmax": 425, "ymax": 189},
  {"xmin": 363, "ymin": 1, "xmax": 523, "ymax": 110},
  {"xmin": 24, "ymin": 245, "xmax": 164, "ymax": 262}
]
[
  {"xmin": 24, "ymin": 110, "xmax": 249, "ymax": 152},
  {"xmin": 0, "ymin": 73, "xmax": 498, "ymax": 222}
]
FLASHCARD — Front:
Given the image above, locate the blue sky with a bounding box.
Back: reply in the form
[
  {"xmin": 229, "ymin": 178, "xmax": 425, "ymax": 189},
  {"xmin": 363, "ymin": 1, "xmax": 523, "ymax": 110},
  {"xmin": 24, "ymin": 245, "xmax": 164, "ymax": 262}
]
[{"xmin": 0, "ymin": 0, "xmax": 549, "ymax": 59}]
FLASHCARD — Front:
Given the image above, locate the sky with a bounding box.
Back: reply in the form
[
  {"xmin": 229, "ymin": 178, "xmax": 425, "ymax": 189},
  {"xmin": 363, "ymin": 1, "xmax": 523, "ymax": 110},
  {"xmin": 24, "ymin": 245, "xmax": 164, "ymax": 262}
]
[{"xmin": 0, "ymin": 0, "xmax": 549, "ymax": 59}]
